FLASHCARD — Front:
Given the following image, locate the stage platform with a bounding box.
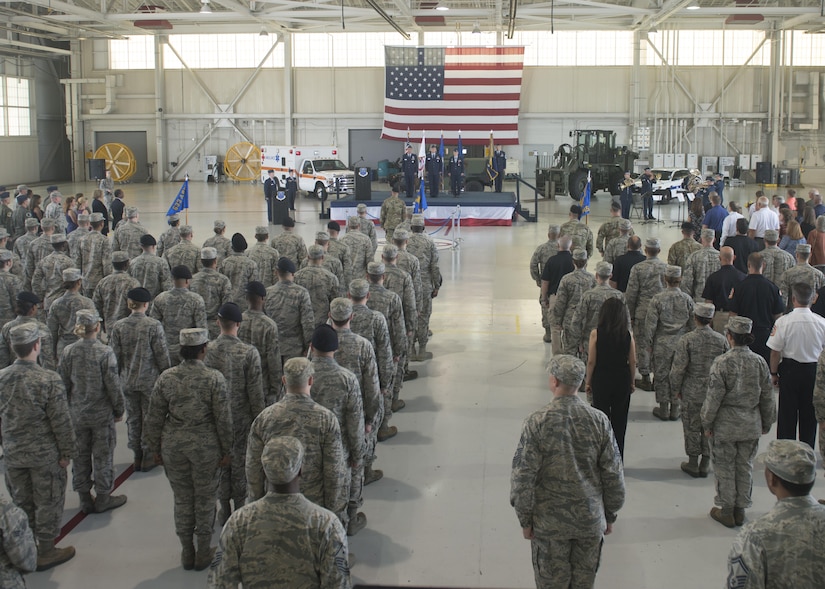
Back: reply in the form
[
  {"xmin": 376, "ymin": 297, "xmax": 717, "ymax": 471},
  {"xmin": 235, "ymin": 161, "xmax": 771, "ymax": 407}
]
[{"xmin": 329, "ymin": 191, "xmax": 517, "ymax": 226}]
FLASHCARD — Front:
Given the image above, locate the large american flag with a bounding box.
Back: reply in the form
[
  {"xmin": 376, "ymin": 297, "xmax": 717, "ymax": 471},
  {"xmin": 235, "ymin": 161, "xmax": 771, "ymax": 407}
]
[{"xmin": 381, "ymin": 46, "xmax": 524, "ymax": 145}]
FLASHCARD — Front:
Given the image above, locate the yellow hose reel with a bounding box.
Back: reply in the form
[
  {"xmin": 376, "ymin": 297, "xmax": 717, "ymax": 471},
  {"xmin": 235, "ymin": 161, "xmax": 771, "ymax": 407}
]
[
  {"xmin": 93, "ymin": 143, "xmax": 137, "ymax": 182},
  {"xmin": 224, "ymin": 142, "xmax": 261, "ymax": 182}
]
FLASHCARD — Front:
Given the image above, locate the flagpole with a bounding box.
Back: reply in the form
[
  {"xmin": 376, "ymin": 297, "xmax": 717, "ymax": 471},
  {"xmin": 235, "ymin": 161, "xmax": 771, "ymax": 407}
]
[{"xmin": 184, "ymin": 173, "xmax": 189, "ymax": 225}]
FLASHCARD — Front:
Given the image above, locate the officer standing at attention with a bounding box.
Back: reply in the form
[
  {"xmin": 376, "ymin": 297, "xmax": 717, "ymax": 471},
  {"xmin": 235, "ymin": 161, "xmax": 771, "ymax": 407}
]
[
  {"xmin": 641, "ymin": 167, "xmax": 656, "ymax": 221},
  {"xmin": 447, "ymin": 148, "xmax": 464, "ymax": 198},
  {"xmin": 552, "ymin": 249, "xmax": 595, "ymax": 357},
  {"xmin": 540, "ymin": 235, "xmax": 574, "ymax": 351},
  {"xmin": 238, "ymin": 281, "xmax": 282, "ymax": 404},
  {"xmin": 208, "ymin": 436, "xmax": 351, "ymax": 589},
  {"xmin": 150, "ymin": 265, "xmax": 208, "ymax": 363},
  {"xmin": 682, "ymin": 229, "xmax": 721, "ymax": 303},
  {"xmin": 401, "ymin": 144, "xmax": 417, "ymax": 199},
  {"xmin": 760, "ymin": 229, "xmax": 795, "ymax": 287},
  {"xmin": 157, "ymin": 214, "xmax": 182, "ymax": 258},
  {"xmin": 285, "ymin": 169, "xmax": 298, "ymax": 212},
  {"xmin": 603, "ymin": 219, "xmax": 634, "ymax": 265},
  {"xmin": 355, "ymin": 204, "xmax": 378, "ymax": 254},
  {"xmin": 778, "ymin": 243, "xmax": 825, "ymax": 311},
  {"xmin": 264, "ymin": 258, "xmax": 315, "ymax": 365},
  {"xmin": 767, "ymin": 283, "xmax": 825, "ymax": 449},
  {"xmin": 190, "ymin": 248, "xmax": 232, "ymax": 340},
  {"xmin": 264, "ymin": 169, "xmax": 277, "ymax": 224},
  {"xmin": 559, "ymin": 205, "xmax": 594, "ymax": 258},
  {"xmin": 531, "ymin": 225, "xmax": 560, "ymax": 343},
  {"xmin": 379, "ymin": 185, "xmax": 407, "ymax": 243},
  {"xmin": 425, "ymin": 144, "xmax": 442, "ymax": 198},
  {"xmin": 702, "ymin": 316, "xmax": 776, "ymax": 528},
  {"xmin": 726, "ymin": 440, "xmax": 825, "ymax": 588},
  {"xmin": 596, "ymin": 202, "xmax": 624, "ymax": 257},
  {"xmin": 493, "ymin": 144, "xmax": 506, "ymax": 193},
  {"xmin": 667, "ymin": 222, "xmax": 702, "ymax": 272},
  {"xmin": 511, "ymin": 355, "xmax": 625, "ymax": 589}
]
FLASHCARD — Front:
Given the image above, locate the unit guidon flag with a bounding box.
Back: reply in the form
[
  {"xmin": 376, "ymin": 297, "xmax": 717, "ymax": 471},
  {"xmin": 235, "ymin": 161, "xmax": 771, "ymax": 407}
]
[{"xmin": 381, "ymin": 46, "xmax": 524, "ymax": 145}]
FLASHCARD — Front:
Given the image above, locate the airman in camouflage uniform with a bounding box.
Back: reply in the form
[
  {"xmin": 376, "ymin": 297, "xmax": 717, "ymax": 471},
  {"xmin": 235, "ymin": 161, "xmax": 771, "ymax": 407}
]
[
  {"xmin": 341, "ymin": 217, "xmax": 374, "ymax": 280},
  {"xmin": 407, "ymin": 215, "xmax": 441, "ymax": 360},
  {"xmin": 356, "ymin": 202, "xmax": 378, "ymax": 253},
  {"xmin": 269, "ymin": 218, "xmax": 307, "ymax": 267},
  {"xmin": 603, "ymin": 219, "xmax": 633, "ymax": 265},
  {"xmin": 303, "ymin": 232, "xmax": 346, "ymax": 296},
  {"xmin": 163, "ymin": 225, "xmax": 201, "ymax": 276},
  {"xmin": 726, "ymin": 440, "xmax": 825, "ymax": 589},
  {"xmin": 295, "ymin": 245, "xmax": 340, "ymax": 327},
  {"xmin": 248, "ymin": 226, "xmax": 280, "ymax": 288},
  {"xmin": 595, "ymin": 202, "xmax": 626, "ymax": 255},
  {"xmin": 111, "ymin": 206, "xmax": 147, "ymax": 259},
  {"xmin": 702, "ymin": 316, "xmax": 776, "ymax": 528},
  {"xmin": 552, "ymin": 249, "xmax": 596, "ymax": 356},
  {"xmin": 310, "ymin": 325, "xmax": 366, "ymax": 530},
  {"xmin": 46, "ymin": 268, "xmax": 95, "ymax": 358},
  {"xmin": 0, "ymin": 192, "xmax": 14, "ymax": 243},
  {"xmin": 92, "ymin": 251, "xmax": 139, "ymax": 332},
  {"xmin": 205, "ymin": 303, "xmax": 265, "ymax": 523},
  {"xmin": 530, "ymin": 225, "xmax": 560, "ymax": 286},
  {"xmin": 239, "ymin": 282, "xmax": 282, "ymax": 404},
  {"xmin": 0, "ymin": 251, "xmax": 22, "ymax": 326},
  {"xmin": 670, "ymin": 303, "xmax": 729, "ymax": 478},
  {"xmin": 156, "ymin": 214, "xmax": 181, "ymax": 258},
  {"xmin": 219, "ymin": 235, "xmax": 259, "ymax": 313},
  {"xmin": 190, "ymin": 248, "xmax": 232, "ymax": 340},
  {"xmin": 109, "ymin": 287, "xmax": 171, "ymax": 472},
  {"xmin": 326, "ymin": 221, "xmax": 353, "ymax": 283},
  {"xmin": 559, "ymin": 205, "xmax": 594, "ymax": 258},
  {"xmin": 264, "ymin": 258, "xmax": 315, "ymax": 362},
  {"xmin": 626, "ymin": 237, "xmax": 667, "ymax": 391},
  {"xmin": 31, "ymin": 235, "xmax": 75, "ymax": 312},
  {"xmin": 13, "ymin": 218, "xmax": 39, "ymax": 267},
  {"xmin": 203, "ymin": 220, "xmax": 232, "ymax": 264},
  {"xmin": 129, "ymin": 234, "xmax": 173, "ymax": 300},
  {"xmin": 569, "ymin": 261, "xmax": 624, "ymax": 363},
  {"xmin": 208, "ymin": 436, "xmax": 351, "ymax": 589},
  {"xmin": 57, "ymin": 309, "xmax": 126, "ymax": 514},
  {"xmin": 246, "ymin": 358, "xmax": 348, "ymax": 523},
  {"xmin": 74, "ymin": 214, "xmax": 112, "ymax": 297},
  {"xmin": 379, "ymin": 187, "xmax": 407, "ymax": 242},
  {"xmin": 66, "ymin": 213, "xmax": 90, "ymax": 258},
  {"xmin": 23, "ymin": 218, "xmax": 57, "ymax": 290},
  {"xmin": 644, "ymin": 265, "xmax": 695, "ymax": 421},
  {"xmin": 682, "ymin": 229, "xmax": 721, "ymax": 302},
  {"xmin": 0, "ymin": 291, "xmax": 56, "ymax": 370},
  {"xmin": 0, "ymin": 495, "xmax": 37, "ymax": 589},
  {"xmin": 761, "ymin": 229, "xmax": 795, "ymax": 286},
  {"xmin": 667, "ymin": 222, "xmax": 702, "ymax": 271},
  {"xmin": 144, "ymin": 328, "xmax": 233, "ymax": 571},
  {"xmin": 510, "ymin": 355, "xmax": 625, "ymax": 589},
  {"xmin": 393, "ymin": 229, "xmax": 422, "ymax": 316},
  {"xmin": 382, "ymin": 245, "xmax": 417, "ymax": 402},
  {"xmin": 0, "ymin": 230, "xmax": 22, "ymax": 279},
  {"xmin": 778, "ymin": 243, "xmax": 824, "ymax": 309},
  {"xmin": 11, "ymin": 192, "xmax": 32, "ymax": 243},
  {"xmin": 150, "ymin": 265, "xmax": 208, "ymax": 363},
  {"xmin": 0, "ymin": 322, "xmax": 77, "ymax": 571}
]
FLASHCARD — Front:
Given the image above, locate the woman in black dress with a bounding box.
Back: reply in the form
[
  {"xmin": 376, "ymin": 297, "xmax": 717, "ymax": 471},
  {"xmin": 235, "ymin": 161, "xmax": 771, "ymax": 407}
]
[
  {"xmin": 584, "ymin": 297, "xmax": 636, "ymax": 458},
  {"xmin": 91, "ymin": 189, "xmax": 110, "ymax": 235}
]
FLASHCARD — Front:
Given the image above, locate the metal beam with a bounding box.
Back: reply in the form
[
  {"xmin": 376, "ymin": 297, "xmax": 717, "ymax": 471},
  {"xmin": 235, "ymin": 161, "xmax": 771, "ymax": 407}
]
[{"xmin": 0, "ymin": 38, "xmax": 71, "ymax": 56}]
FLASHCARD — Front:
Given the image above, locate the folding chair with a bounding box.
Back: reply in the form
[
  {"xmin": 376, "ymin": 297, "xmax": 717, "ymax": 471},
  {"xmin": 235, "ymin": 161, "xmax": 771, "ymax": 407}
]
[{"xmin": 631, "ymin": 192, "xmax": 645, "ymax": 221}]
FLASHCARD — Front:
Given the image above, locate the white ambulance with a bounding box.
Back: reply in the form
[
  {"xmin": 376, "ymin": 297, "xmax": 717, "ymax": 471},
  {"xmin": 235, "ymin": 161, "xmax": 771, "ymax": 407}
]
[{"xmin": 260, "ymin": 145, "xmax": 355, "ymax": 200}]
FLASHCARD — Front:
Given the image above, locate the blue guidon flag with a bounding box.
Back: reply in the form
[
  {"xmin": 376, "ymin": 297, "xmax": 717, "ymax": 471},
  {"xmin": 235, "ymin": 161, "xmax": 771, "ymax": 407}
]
[
  {"xmin": 167, "ymin": 175, "xmax": 189, "ymax": 217},
  {"xmin": 581, "ymin": 171, "xmax": 592, "ymax": 217}
]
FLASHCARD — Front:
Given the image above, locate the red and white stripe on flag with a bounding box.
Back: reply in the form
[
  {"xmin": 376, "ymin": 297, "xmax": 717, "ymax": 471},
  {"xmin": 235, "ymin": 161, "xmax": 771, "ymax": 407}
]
[{"xmin": 382, "ymin": 46, "xmax": 524, "ymax": 145}]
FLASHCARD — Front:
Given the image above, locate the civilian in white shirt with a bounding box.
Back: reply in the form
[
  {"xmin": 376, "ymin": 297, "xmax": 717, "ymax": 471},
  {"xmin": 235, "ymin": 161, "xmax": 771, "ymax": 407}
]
[
  {"xmin": 748, "ymin": 196, "xmax": 780, "ymax": 242},
  {"xmin": 748, "ymin": 190, "xmax": 765, "ymax": 217},
  {"xmin": 721, "ymin": 201, "xmax": 744, "ymax": 246}
]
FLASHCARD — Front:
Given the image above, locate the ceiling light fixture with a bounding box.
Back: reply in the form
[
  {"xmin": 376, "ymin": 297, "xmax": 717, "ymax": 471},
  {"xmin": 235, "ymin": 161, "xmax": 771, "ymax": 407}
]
[
  {"xmin": 200, "ymin": 0, "xmax": 212, "ymax": 14},
  {"xmin": 686, "ymin": 1, "xmax": 700, "ymax": 10},
  {"xmin": 435, "ymin": 4, "xmax": 449, "ymax": 11}
]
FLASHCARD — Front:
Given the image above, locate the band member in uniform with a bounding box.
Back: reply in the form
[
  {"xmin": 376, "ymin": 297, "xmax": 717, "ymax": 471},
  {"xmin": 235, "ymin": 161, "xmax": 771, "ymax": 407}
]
[
  {"xmin": 285, "ymin": 169, "xmax": 298, "ymax": 212},
  {"xmin": 425, "ymin": 145, "xmax": 442, "ymax": 199},
  {"xmin": 263, "ymin": 170, "xmax": 277, "ymax": 224},
  {"xmin": 493, "ymin": 145, "xmax": 507, "ymax": 193},
  {"xmin": 619, "ymin": 172, "xmax": 634, "ymax": 220},
  {"xmin": 447, "ymin": 148, "xmax": 464, "ymax": 198},
  {"xmin": 641, "ymin": 168, "xmax": 655, "ymax": 221},
  {"xmin": 401, "ymin": 145, "xmax": 417, "ymax": 199}
]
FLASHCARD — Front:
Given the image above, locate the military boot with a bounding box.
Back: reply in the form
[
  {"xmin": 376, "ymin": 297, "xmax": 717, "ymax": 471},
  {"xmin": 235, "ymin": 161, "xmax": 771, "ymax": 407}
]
[
  {"xmin": 699, "ymin": 455, "xmax": 711, "ymax": 478},
  {"xmin": 179, "ymin": 535, "xmax": 195, "ymax": 570},
  {"xmin": 36, "ymin": 539, "xmax": 76, "ymax": 571},
  {"xmin": 669, "ymin": 402, "xmax": 681, "ymax": 421},
  {"xmin": 734, "ymin": 508, "xmax": 746, "ymax": 527},
  {"xmin": 347, "ymin": 507, "xmax": 367, "ymax": 536},
  {"xmin": 417, "ymin": 344, "xmax": 433, "ymax": 360},
  {"xmin": 543, "ymin": 328, "xmax": 552, "ymax": 343},
  {"xmin": 364, "ymin": 467, "xmax": 384, "ymax": 486},
  {"xmin": 194, "ymin": 535, "xmax": 215, "ymax": 571},
  {"xmin": 141, "ymin": 454, "xmax": 160, "ymax": 472},
  {"xmin": 94, "ymin": 493, "xmax": 127, "ymax": 513},
  {"xmin": 652, "ymin": 402, "xmax": 670, "ymax": 421},
  {"xmin": 78, "ymin": 491, "xmax": 95, "ymax": 514},
  {"xmin": 403, "ymin": 370, "xmax": 418, "ymax": 382},
  {"xmin": 217, "ymin": 500, "xmax": 232, "ymax": 526},
  {"xmin": 391, "ymin": 399, "xmax": 406, "ymax": 412},
  {"xmin": 710, "ymin": 507, "xmax": 736, "ymax": 528},
  {"xmin": 680, "ymin": 456, "xmax": 701, "ymax": 478},
  {"xmin": 635, "ymin": 374, "xmax": 654, "ymax": 391},
  {"xmin": 133, "ymin": 450, "xmax": 143, "ymax": 472},
  {"xmin": 377, "ymin": 425, "xmax": 397, "ymax": 442}
]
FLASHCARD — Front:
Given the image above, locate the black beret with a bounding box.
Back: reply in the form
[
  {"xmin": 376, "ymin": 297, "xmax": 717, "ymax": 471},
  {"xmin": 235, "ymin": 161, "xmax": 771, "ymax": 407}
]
[
  {"xmin": 16, "ymin": 194, "xmax": 28, "ymax": 204},
  {"xmin": 282, "ymin": 217, "xmax": 295, "ymax": 228},
  {"xmin": 312, "ymin": 324, "xmax": 339, "ymax": 352},
  {"xmin": 16, "ymin": 291, "xmax": 40, "ymax": 304},
  {"xmin": 277, "ymin": 257, "xmax": 296, "ymax": 274},
  {"xmin": 140, "ymin": 234, "xmax": 157, "ymax": 247},
  {"xmin": 231, "ymin": 232, "xmax": 248, "ymax": 252},
  {"xmin": 46, "ymin": 186, "xmax": 58, "ymax": 193},
  {"xmin": 570, "ymin": 205, "xmax": 582, "ymax": 215},
  {"xmin": 327, "ymin": 221, "xmax": 341, "ymax": 231},
  {"xmin": 171, "ymin": 265, "xmax": 193, "ymax": 279},
  {"xmin": 0, "ymin": 192, "xmax": 9, "ymax": 200},
  {"xmin": 245, "ymin": 281, "xmax": 267, "ymax": 298},
  {"xmin": 127, "ymin": 287, "xmax": 152, "ymax": 303},
  {"xmin": 218, "ymin": 302, "xmax": 243, "ymax": 323}
]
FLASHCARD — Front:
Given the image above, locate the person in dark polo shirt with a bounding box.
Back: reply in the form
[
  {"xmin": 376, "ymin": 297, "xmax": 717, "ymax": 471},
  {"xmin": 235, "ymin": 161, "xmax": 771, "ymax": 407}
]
[
  {"xmin": 541, "ymin": 235, "xmax": 574, "ymax": 354},
  {"xmin": 610, "ymin": 235, "xmax": 645, "ymax": 293},
  {"xmin": 702, "ymin": 246, "xmax": 746, "ymax": 334},
  {"xmin": 724, "ymin": 218, "xmax": 762, "ymax": 274},
  {"xmin": 728, "ymin": 252, "xmax": 784, "ymax": 365}
]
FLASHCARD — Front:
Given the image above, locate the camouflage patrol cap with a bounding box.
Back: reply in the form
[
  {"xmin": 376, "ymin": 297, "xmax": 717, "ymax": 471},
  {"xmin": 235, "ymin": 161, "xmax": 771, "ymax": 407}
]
[
  {"xmin": 796, "ymin": 243, "xmax": 812, "ymax": 255},
  {"xmin": 112, "ymin": 251, "xmax": 130, "ymax": 263},
  {"xmin": 179, "ymin": 225, "xmax": 193, "ymax": 236},
  {"xmin": 382, "ymin": 244, "xmax": 399, "ymax": 260},
  {"xmin": 62, "ymin": 268, "xmax": 82, "ymax": 282},
  {"xmin": 349, "ymin": 278, "xmax": 370, "ymax": 298},
  {"xmin": 89, "ymin": 213, "xmax": 105, "ymax": 223},
  {"xmin": 315, "ymin": 231, "xmax": 330, "ymax": 242},
  {"xmin": 347, "ymin": 216, "xmax": 360, "ymax": 229},
  {"xmin": 283, "ymin": 357, "xmax": 314, "ymax": 385},
  {"xmin": 255, "ymin": 226, "xmax": 269, "ymax": 236},
  {"xmin": 330, "ymin": 297, "xmax": 353, "ymax": 322},
  {"xmin": 356, "ymin": 203, "xmax": 367, "ymax": 212},
  {"xmin": 311, "ymin": 324, "xmax": 338, "ymax": 352},
  {"xmin": 74, "ymin": 309, "xmax": 101, "ymax": 327},
  {"xmin": 0, "ymin": 251, "xmax": 12, "ymax": 262},
  {"xmin": 645, "ymin": 237, "xmax": 661, "ymax": 249},
  {"xmin": 726, "ymin": 316, "xmax": 752, "ymax": 334},
  {"xmin": 180, "ymin": 328, "xmax": 208, "ymax": 347},
  {"xmin": 547, "ymin": 354, "xmax": 586, "ymax": 387},
  {"xmin": 411, "ymin": 214, "xmax": 425, "ymax": 227},
  {"xmin": 9, "ymin": 322, "xmax": 42, "ymax": 345},
  {"xmin": 572, "ymin": 248, "xmax": 587, "ymax": 261},
  {"xmin": 201, "ymin": 247, "xmax": 218, "ymax": 260},
  {"xmin": 16, "ymin": 184, "xmax": 28, "ymax": 194},
  {"xmin": 694, "ymin": 302, "xmax": 715, "ymax": 319},
  {"xmin": 700, "ymin": 228, "xmax": 715, "ymax": 241},
  {"xmin": 393, "ymin": 229, "xmax": 411, "ymax": 241},
  {"xmin": 40, "ymin": 218, "xmax": 56, "ymax": 230},
  {"xmin": 367, "ymin": 262, "xmax": 385, "ymax": 275},
  {"xmin": 595, "ymin": 261, "xmax": 612, "ymax": 277},
  {"xmin": 262, "ymin": 436, "xmax": 305, "ymax": 485},
  {"xmin": 125, "ymin": 206, "xmax": 139, "ymax": 219},
  {"xmin": 77, "ymin": 213, "xmax": 91, "ymax": 223},
  {"xmin": 0, "ymin": 229, "xmax": 8, "ymax": 239},
  {"xmin": 618, "ymin": 219, "xmax": 632, "ymax": 231},
  {"xmin": 49, "ymin": 191, "xmax": 62, "ymax": 200},
  {"xmin": 665, "ymin": 265, "xmax": 682, "ymax": 279},
  {"xmin": 758, "ymin": 439, "xmax": 817, "ymax": 485},
  {"xmin": 50, "ymin": 233, "xmax": 67, "ymax": 244},
  {"xmin": 167, "ymin": 214, "xmax": 180, "ymax": 223},
  {"xmin": 307, "ymin": 244, "xmax": 325, "ymax": 260},
  {"xmin": 764, "ymin": 229, "xmax": 780, "ymax": 242},
  {"xmin": 214, "ymin": 220, "xmax": 226, "ymax": 229},
  {"xmin": 24, "ymin": 218, "xmax": 39, "ymax": 229}
]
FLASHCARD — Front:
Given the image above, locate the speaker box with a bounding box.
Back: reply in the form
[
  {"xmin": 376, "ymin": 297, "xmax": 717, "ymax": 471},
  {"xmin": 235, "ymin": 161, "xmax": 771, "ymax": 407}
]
[
  {"xmin": 355, "ymin": 167, "xmax": 372, "ymax": 201},
  {"xmin": 88, "ymin": 158, "xmax": 106, "ymax": 180},
  {"xmin": 755, "ymin": 161, "xmax": 774, "ymax": 184}
]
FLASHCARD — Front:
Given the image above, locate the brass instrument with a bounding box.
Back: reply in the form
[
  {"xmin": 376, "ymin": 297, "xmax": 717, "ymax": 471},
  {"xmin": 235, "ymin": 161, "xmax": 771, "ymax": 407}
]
[
  {"xmin": 622, "ymin": 178, "xmax": 635, "ymax": 188},
  {"xmin": 654, "ymin": 172, "xmax": 662, "ymax": 182}
]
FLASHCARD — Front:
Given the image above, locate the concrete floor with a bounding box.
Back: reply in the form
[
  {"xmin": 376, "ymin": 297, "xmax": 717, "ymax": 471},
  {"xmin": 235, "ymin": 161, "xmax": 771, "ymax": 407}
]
[{"xmin": 4, "ymin": 178, "xmax": 811, "ymax": 589}]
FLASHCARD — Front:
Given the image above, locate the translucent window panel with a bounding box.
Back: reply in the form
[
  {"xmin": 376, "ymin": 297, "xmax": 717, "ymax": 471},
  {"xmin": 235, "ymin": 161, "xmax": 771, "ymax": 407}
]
[
  {"xmin": 509, "ymin": 31, "xmax": 633, "ymax": 66},
  {"xmin": 5, "ymin": 78, "xmax": 29, "ymax": 107},
  {"xmin": 7, "ymin": 107, "xmax": 31, "ymax": 136},
  {"xmin": 109, "ymin": 36, "xmax": 155, "ymax": 69},
  {"xmin": 164, "ymin": 35, "xmax": 285, "ymax": 69},
  {"xmin": 0, "ymin": 77, "xmax": 5, "ymax": 106},
  {"xmin": 647, "ymin": 30, "xmax": 769, "ymax": 66},
  {"xmin": 787, "ymin": 31, "xmax": 825, "ymax": 66},
  {"xmin": 292, "ymin": 34, "xmax": 331, "ymax": 67}
]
